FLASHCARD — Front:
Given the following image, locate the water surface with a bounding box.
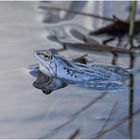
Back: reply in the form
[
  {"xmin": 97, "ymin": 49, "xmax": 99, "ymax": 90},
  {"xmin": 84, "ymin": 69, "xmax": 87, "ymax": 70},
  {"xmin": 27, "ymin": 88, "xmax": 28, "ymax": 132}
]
[{"xmin": 0, "ymin": 1, "xmax": 140, "ymax": 139}]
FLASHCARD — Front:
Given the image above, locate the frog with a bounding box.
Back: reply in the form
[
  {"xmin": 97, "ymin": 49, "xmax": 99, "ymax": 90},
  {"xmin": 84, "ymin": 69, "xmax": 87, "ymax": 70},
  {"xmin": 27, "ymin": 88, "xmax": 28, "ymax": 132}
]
[{"xmin": 34, "ymin": 48, "xmax": 129, "ymax": 86}]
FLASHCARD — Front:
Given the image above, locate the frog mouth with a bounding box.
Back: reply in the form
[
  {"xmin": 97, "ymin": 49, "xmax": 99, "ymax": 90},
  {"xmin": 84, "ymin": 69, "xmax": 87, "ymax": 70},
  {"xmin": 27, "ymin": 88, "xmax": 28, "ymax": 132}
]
[{"xmin": 39, "ymin": 63, "xmax": 53, "ymax": 76}]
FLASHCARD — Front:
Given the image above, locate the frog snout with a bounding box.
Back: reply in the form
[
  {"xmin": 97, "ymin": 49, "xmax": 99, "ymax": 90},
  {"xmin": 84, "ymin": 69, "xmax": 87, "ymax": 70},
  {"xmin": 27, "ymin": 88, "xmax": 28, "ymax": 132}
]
[{"xmin": 35, "ymin": 51, "xmax": 41, "ymax": 55}]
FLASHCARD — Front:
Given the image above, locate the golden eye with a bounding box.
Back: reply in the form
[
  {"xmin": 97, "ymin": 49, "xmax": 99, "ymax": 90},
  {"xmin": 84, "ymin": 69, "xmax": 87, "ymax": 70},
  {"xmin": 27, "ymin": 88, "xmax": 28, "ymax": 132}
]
[{"xmin": 44, "ymin": 52, "xmax": 52, "ymax": 60}]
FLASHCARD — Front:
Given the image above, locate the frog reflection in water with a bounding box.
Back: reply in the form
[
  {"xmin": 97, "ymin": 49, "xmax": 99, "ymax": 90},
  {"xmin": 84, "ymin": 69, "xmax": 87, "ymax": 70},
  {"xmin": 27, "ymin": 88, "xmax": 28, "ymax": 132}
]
[{"xmin": 34, "ymin": 48, "xmax": 130, "ymax": 93}]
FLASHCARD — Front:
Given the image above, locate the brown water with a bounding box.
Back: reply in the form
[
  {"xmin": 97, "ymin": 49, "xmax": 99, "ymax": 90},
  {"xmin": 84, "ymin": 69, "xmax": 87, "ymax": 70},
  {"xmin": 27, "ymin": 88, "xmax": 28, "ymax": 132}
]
[{"xmin": 0, "ymin": 1, "xmax": 140, "ymax": 139}]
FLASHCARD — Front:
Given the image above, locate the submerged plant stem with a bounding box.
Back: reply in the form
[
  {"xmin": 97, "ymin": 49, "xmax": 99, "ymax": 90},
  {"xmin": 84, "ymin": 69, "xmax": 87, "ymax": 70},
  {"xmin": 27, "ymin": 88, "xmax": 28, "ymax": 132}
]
[{"xmin": 128, "ymin": 1, "xmax": 137, "ymax": 49}]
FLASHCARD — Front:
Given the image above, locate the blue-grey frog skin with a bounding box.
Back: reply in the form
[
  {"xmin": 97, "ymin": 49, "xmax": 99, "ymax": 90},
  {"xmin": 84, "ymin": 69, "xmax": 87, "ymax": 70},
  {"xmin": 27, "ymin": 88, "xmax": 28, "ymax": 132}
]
[{"xmin": 34, "ymin": 48, "xmax": 129, "ymax": 85}]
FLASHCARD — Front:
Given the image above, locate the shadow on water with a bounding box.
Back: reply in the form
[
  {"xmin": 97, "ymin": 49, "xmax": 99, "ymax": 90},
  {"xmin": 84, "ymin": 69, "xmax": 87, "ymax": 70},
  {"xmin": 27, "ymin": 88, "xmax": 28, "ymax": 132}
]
[
  {"xmin": 39, "ymin": 92, "xmax": 107, "ymax": 139},
  {"xmin": 128, "ymin": 53, "xmax": 135, "ymax": 139},
  {"xmin": 111, "ymin": 52, "xmax": 135, "ymax": 139},
  {"xmin": 90, "ymin": 53, "xmax": 138, "ymax": 139}
]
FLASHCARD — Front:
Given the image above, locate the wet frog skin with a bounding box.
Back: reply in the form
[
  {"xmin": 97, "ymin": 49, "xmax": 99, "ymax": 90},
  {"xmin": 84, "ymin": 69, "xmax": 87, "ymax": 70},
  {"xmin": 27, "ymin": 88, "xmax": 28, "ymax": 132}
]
[{"xmin": 34, "ymin": 48, "xmax": 129, "ymax": 85}]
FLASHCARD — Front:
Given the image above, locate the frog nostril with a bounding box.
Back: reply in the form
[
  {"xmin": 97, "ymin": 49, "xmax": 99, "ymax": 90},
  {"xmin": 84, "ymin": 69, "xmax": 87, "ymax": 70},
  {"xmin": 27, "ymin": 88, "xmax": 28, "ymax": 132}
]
[{"xmin": 37, "ymin": 52, "xmax": 42, "ymax": 55}]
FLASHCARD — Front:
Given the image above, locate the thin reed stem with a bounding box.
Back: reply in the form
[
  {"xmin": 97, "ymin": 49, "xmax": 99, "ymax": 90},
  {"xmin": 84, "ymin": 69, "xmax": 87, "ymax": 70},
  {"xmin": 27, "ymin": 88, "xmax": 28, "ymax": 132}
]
[{"xmin": 128, "ymin": 1, "xmax": 137, "ymax": 49}]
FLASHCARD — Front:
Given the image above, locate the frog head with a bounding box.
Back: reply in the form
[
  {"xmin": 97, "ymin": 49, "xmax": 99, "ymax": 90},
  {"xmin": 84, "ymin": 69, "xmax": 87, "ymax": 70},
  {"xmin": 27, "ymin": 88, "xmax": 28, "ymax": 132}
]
[{"xmin": 34, "ymin": 48, "xmax": 59, "ymax": 76}]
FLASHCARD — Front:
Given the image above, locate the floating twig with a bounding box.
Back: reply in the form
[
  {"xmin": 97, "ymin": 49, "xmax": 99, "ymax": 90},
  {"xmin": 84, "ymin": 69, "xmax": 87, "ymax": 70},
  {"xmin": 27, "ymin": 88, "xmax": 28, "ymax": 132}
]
[
  {"xmin": 90, "ymin": 17, "xmax": 130, "ymax": 36},
  {"xmin": 65, "ymin": 43, "xmax": 139, "ymax": 54},
  {"xmin": 68, "ymin": 129, "xmax": 80, "ymax": 139},
  {"xmin": 90, "ymin": 17, "xmax": 140, "ymax": 46},
  {"xmin": 39, "ymin": 6, "xmax": 114, "ymax": 22}
]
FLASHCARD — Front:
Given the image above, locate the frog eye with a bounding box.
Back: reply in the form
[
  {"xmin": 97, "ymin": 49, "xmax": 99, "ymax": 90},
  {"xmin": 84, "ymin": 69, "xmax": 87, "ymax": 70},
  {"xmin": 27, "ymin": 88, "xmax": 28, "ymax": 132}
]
[{"xmin": 44, "ymin": 52, "xmax": 52, "ymax": 60}]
